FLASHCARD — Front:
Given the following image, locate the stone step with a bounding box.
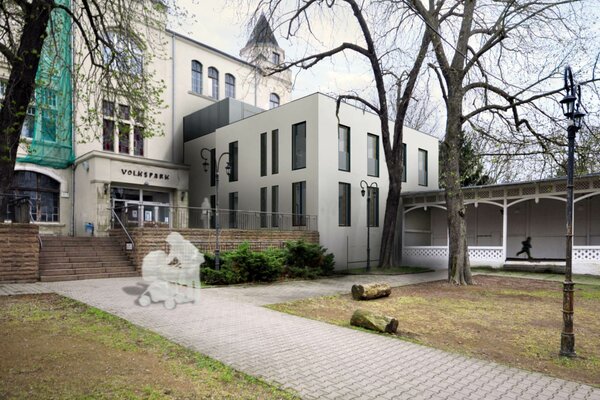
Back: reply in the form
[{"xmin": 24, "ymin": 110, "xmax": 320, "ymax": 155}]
[
  {"xmin": 40, "ymin": 261, "xmax": 133, "ymax": 270},
  {"xmin": 39, "ymin": 271, "xmax": 139, "ymax": 282},
  {"xmin": 40, "ymin": 266, "xmax": 136, "ymax": 276},
  {"xmin": 40, "ymin": 255, "xmax": 130, "ymax": 263}
]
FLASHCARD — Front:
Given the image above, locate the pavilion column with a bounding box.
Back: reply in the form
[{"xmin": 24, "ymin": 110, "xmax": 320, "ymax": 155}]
[{"xmin": 502, "ymin": 198, "xmax": 508, "ymax": 261}]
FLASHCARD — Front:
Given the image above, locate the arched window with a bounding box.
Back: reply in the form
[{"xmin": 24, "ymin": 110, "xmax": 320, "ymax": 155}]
[
  {"xmin": 11, "ymin": 171, "xmax": 60, "ymax": 222},
  {"xmin": 191, "ymin": 60, "xmax": 203, "ymax": 94},
  {"xmin": 269, "ymin": 93, "xmax": 280, "ymax": 109},
  {"xmin": 225, "ymin": 73, "xmax": 235, "ymax": 98},
  {"xmin": 103, "ymin": 31, "xmax": 144, "ymax": 75},
  {"xmin": 208, "ymin": 67, "xmax": 219, "ymax": 99}
]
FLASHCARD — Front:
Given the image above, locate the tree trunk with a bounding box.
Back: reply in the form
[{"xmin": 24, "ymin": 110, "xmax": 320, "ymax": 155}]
[
  {"xmin": 351, "ymin": 282, "xmax": 391, "ymax": 300},
  {"xmin": 0, "ymin": 0, "xmax": 53, "ymax": 202},
  {"xmin": 444, "ymin": 94, "xmax": 472, "ymax": 285},
  {"xmin": 350, "ymin": 309, "xmax": 398, "ymax": 333},
  {"xmin": 379, "ymin": 167, "xmax": 402, "ymax": 268}
]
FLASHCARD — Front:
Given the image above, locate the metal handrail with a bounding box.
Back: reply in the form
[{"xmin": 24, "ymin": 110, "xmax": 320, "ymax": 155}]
[{"xmin": 110, "ymin": 207, "xmax": 135, "ymax": 249}]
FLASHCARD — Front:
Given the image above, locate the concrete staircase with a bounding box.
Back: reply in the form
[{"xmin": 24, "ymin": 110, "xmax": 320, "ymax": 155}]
[{"xmin": 39, "ymin": 236, "xmax": 138, "ymax": 282}]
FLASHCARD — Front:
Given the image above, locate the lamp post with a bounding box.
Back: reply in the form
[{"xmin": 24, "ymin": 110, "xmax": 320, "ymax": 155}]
[
  {"xmin": 559, "ymin": 66, "xmax": 585, "ymax": 358},
  {"xmin": 360, "ymin": 180, "xmax": 378, "ymax": 272},
  {"xmin": 201, "ymin": 148, "xmax": 231, "ymax": 271}
]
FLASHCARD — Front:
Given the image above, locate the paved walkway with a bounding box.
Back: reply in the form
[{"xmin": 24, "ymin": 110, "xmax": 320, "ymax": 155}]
[
  {"xmin": 5, "ymin": 273, "xmax": 600, "ymax": 399},
  {"xmin": 0, "ymin": 282, "xmax": 53, "ymax": 296}
]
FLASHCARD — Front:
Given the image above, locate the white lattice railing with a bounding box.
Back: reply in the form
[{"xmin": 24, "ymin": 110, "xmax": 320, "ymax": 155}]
[
  {"xmin": 468, "ymin": 246, "xmax": 504, "ymax": 261},
  {"xmin": 403, "ymin": 246, "xmax": 448, "ymax": 258},
  {"xmin": 573, "ymin": 246, "xmax": 600, "ymax": 261}
]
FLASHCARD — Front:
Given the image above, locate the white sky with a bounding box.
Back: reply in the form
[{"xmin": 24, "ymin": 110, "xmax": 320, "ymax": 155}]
[{"xmin": 168, "ymin": 0, "xmax": 373, "ymax": 99}]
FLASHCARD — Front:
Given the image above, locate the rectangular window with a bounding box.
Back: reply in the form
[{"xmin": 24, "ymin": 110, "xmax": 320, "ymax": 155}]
[
  {"xmin": 338, "ymin": 182, "xmax": 351, "ymax": 226},
  {"xmin": 418, "ymin": 148, "xmax": 428, "ymax": 186},
  {"xmin": 41, "ymin": 108, "xmax": 57, "ymax": 141},
  {"xmin": 102, "ymin": 119, "xmax": 114, "ymax": 151},
  {"xmin": 338, "ymin": 125, "xmax": 350, "ymax": 171},
  {"xmin": 134, "ymin": 126, "xmax": 144, "ymax": 156},
  {"xmin": 228, "ymin": 192, "xmax": 238, "ymax": 228},
  {"xmin": 271, "ymin": 129, "xmax": 279, "ymax": 174},
  {"xmin": 118, "ymin": 123, "xmax": 130, "ymax": 154},
  {"xmin": 260, "ymin": 132, "xmax": 267, "ymax": 177},
  {"xmin": 292, "ymin": 181, "xmax": 306, "ymax": 226},
  {"xmin": 229, "ymin": 141, "xmax": 238, "ymax": 182},
  {"xmin": 272, "ymin": 52, "xmax": 280, "ymax": 64},
  {"xmin": 210, "ymin": 148, "xmax": 216, "ymax": 187},
  {"xmin": 368, "ymin": 187, "xmax": 379, "ymax": 227},
  {"xmin": 367, "ymin": 134, "xmax": 379, "ymax": 177},
  {"xmin": 292, "ymin": 122, "xmax": 306, "ymax": 170},
  {"xmin": 260, "ymin": 187, "xmax": 268, "ymax": 228},
  {"xmin": 271, "ymin": 185, "xmax": 279, "ymax": 228},
  {"xmin": 402, "ymin": 143, "xmax": 407, "ymax": 182}
]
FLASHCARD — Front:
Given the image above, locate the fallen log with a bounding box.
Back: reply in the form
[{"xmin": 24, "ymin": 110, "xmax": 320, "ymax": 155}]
[
  {"xmin": 350, "ymin": 309, "xmax": 398, "ymax": 333},
  {"xmin": 351, "ymin": 282, "xmax": 391, "ymax": 300}
]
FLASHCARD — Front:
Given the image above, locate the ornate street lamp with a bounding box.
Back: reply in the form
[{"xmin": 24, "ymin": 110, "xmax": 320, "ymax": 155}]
[
  {"xmin": 201, "ymin": 148, "xmax": 230, "ymax": 271},
  {"xmin": 360, "ymin": 180, "xmax": 378, "ymax": 272},
  {"xmin": 559, "ymin": 66, "xmax": 585, "ymax": 358}
]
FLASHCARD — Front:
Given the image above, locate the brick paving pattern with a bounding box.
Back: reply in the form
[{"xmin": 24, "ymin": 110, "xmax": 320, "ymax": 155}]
[
  {"xmin": 0, "ymin": 283, "xmax": 54, "ymax": 296},
  {"xmin": 21, "ymin": 273, "xmax": 600, "ymax": 399}
]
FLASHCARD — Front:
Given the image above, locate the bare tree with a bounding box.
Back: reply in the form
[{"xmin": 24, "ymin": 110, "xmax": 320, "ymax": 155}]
[
  {"xmin": 254, "ymin": 0, "xmax": 431, "ymax": 267},
  {"xmin": 0, "ymin": 0, "xmax": 171, "ymax": 200},
  {"xmin": 406, "ymin": 0, "xmax": 598, "ymax": 284}
]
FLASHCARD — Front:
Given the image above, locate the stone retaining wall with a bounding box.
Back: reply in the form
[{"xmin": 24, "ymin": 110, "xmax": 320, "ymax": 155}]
[
  {"xmin": 0, "ymin": 224, "xmax": 40, "ymax": 283},
  {"xmin": 110, "ymin": 228, "xmax": 319, "ymax": 271}
]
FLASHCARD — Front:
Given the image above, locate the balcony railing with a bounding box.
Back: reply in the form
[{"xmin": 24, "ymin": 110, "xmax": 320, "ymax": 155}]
[{"xmin": 110, "ymin": 205, "xmax": 318, "ymax": 231}]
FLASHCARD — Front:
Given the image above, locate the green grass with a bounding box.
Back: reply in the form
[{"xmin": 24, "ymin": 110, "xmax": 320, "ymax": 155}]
[
  {"xmin": 0, "ymin": 294, "xmax": 298, "ymax": 400},
  {"xmin": 472, "ymin": 267, "xmax": 600, "ymax": 286},
  {"xmin": 267, "ymin": 275, "xmax": 600, "ymax": 387}
]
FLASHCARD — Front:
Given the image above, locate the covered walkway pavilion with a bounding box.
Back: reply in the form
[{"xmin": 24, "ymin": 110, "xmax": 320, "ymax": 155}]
[{"xmin": 401, "ymin": 173, "xmax": 600, "ymax": 275}]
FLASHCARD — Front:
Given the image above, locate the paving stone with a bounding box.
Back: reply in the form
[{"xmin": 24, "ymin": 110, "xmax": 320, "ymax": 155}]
[{"xmin": 39, "ymin": 274, "xmax": 600, "ymax": 400}]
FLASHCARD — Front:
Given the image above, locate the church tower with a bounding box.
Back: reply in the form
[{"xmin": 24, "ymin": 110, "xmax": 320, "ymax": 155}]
[
  {"xmin": 240, "ymin": 14, "xmax": 292, "ymax": 106},
  {"xmin": 240, "ymin": 14, "xmax": 285, "ymax": 69}
]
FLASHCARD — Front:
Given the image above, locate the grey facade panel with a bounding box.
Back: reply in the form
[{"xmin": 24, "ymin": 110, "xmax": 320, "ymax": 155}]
[{"xmin": 183, "ymin": 98, "xmax": 263, "ymax": 142}]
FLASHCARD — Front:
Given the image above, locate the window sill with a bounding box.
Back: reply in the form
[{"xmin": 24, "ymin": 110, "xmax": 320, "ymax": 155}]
[
  {"xmin": 187, "ymin": 91, "xmax": 218, "ymax": 101},
  {"xmin": 34, "ymin": 222, "xmax": 65, "ymax": 226}
]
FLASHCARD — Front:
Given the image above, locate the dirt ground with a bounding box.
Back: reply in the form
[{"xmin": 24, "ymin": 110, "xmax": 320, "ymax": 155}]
[
  {"xmin": 0, "ymin": 294, "xmax": 296, "ymax": 400},
  {"xmin": 269, "ymin": 275, "xmax": 600, "ymax": 387}
]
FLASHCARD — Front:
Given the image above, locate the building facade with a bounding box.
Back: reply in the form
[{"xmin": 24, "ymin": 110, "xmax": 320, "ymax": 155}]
[
  {"xmin": 6, "ymin": 11, "xmax": 292, "ymax": 237},
  {"xmin": 184, "ymin": 93, "xmax": 439, "ymax": 269}
]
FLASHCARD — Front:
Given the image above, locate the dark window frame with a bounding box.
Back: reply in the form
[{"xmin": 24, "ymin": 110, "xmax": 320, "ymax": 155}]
[
  {"xmin": 418, "ymin": 148, "xmax": 428, "ymax": 186},
  {"xmin": 229, "ymin": 141, "xmax": 238, "ymax": 182},
  {"xmin": 402, "ymin": 143, "xmax": 407, "ymax": 182},
  {"xmin": 338, "ymin": 125, "xmax": 350, "ymax": 172},
  {"xmin": 271, "ymin": 185, "xmax": 279, "ymax": 227},
  {"xmin": 208, "ymin": 66, "xmax": 219, "ymax": 99},
  {"xmin": 271, "ymin": 129, "xmax": 279, "ymax": 174},
  {"xmin": 191, "ymin": 60, "xmax": 203, "ymax": 94},
  {"xmin": 338, "ymin": 182, "xmax": 351, "ymax": 227},
  {"xmin": 368, "ymin": 186, "xmax": 379, "ymax": 227},
  {"xmin": 225, "ymin": 73, "xmax": 236, "ymax": 98},
  {"xmin": 292, "ymin": 181, "xmax": 306, "ymax": 226},
  {"xmin": 260, "ymin": 132, "xmax": 267, "ymax": 177},
  {"xmin": 260, "ymin": 187, "xmax": 268, "ymax": 228},
  {"xmin": 269, "ymin": 93, "xmax": 280, "ymax": 109},
  {"xmin": 367, "ymin": 133, "xmax": 379, "ymax": 177},
  {"xmin": 292, "ymin": 121, "xmax": 306, "ymax": 171}
]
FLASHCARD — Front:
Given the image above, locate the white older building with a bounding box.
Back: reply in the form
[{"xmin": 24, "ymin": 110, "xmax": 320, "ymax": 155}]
[
  {"xmin": 6, "ymin": 13, "xmax": 292, "ymax": 237},
  {"xmin": 184, "ymin": 93, "xmax": 439, "ymax": 269}
]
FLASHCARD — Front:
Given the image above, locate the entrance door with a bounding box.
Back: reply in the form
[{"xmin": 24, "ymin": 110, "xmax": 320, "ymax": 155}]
[{"xmin": 111, "ymin": 187, "xmax": 171, "ymax": 228}]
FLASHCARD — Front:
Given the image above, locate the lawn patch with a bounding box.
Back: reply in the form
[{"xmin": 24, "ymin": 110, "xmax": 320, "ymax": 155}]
[
  {"xmin": 0, "ymin": 294, "xmax": 297, "ymax": 399},
  {"xmin": 268, "ymin": 275, "xmax": 600, "ymax": 387}
]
